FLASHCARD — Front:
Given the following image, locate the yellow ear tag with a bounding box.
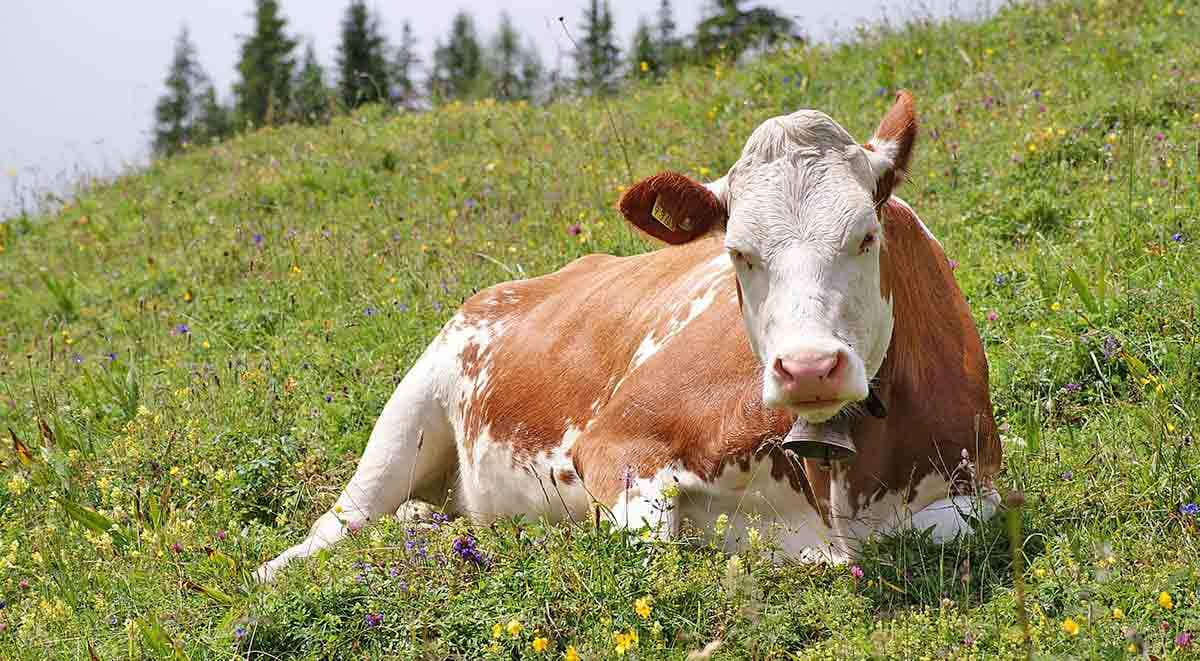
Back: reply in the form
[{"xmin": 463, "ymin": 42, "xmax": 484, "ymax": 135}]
[{"xmin": 651, "ymin": 197, "xmax": 673, "ymax": 228}]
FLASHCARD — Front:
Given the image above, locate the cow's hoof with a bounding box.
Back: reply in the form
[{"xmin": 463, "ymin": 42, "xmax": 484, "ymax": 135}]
[{"xmin": 253, "ymin": 560, "xmax": 280, "ymax": 584}]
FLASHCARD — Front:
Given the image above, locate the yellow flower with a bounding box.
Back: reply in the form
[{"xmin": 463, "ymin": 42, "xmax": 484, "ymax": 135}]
[
  {"xmin": 640, "ymin": 61, "xmax": 649, "ymax": 72},
  {"xmin": 613, "ymin": 629, "xmax": 639, "ymax": 655},
  {"xmin": 492, "ymin": 623, "xmax": 503, "ymax": 639},
  {"xmin": 532, "ymin": 636, "xmax": 549, "ymax": 653},
  {"xmin": 1061, "ymin": 618, "xmax": 1080, "ymax": 636},
  {"xmin": 507, "ymin": 619, "xmax": 524, "ymax": 637},
  {"xmin": 635, "ymin": 596, "xmax": 652, "ymax": 620},
  {"xmin": 1158, "ymin": 591, "xmax": 1174, "ymax": 609},
  {"xmin": 1033, "ymin": 567, "xmax": 1046, "ymax": 578},
  {"xmin": 1050, "ymin": 302, "xmax": 1061, "ymax": 311},
  {"xmin": 565, "ymin": 646, "xmax": 580, "ymax": 661},
  {"xmin": 1111, "ymin": 608, "xmax": 1124, "ymax": 620}
]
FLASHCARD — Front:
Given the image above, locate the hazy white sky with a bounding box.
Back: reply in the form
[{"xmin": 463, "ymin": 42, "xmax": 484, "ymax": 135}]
[{"xmin": 0, "ymin": 0, "xmax": 983, "ymax": 216}]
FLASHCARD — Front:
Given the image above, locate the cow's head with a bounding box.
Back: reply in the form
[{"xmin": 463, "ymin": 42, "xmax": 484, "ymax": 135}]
[{"xmin": 619, "ymin": 92, "xmax": 917, "ymax": 423}]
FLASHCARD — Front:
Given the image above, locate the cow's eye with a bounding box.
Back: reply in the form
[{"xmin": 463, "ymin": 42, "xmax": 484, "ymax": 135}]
[{"xmin": 858, "ymin": 232, "xmax": 877, "ymax": 255}]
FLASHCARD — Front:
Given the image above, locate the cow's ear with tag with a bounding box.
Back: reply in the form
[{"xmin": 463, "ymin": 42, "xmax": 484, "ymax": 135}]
[
  {"xmin": 862, "ymin": 90, "xmax": 918, "ymax": 209},
  {"xmin": 618, "ymin": 171, "xmax": 728, "ymax": 244}
]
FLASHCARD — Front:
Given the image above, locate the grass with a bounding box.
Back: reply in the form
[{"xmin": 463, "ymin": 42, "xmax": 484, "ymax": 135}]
[{"xmin": 1, "ymin": 0, "xmax": 1199, "ymax": 657}]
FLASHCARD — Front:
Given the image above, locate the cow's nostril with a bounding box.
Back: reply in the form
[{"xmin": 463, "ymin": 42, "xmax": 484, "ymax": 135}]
[
  {"xmin": 824, "ymin": 351, "xmax": 845, "ymax": 380},
  {"xmin": 773, "ymin": 357, "xmax": 794, "ymax": 383}
]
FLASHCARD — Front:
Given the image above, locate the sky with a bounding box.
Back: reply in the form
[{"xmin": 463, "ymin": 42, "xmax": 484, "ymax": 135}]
[{"xmin": 0, "ymin": 0, "xmax": 985, "ymax": 217}]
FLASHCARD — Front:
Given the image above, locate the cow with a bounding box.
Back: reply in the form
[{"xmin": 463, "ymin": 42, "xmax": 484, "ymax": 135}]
[{"xmin": 256, "ymin": 91, "xmax": 1001, "ymax": 583}]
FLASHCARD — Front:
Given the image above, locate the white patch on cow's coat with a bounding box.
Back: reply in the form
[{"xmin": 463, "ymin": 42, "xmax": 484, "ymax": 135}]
[{"xmin": 616, "ymin": 254, "xmax": 732, "ymax": 392}]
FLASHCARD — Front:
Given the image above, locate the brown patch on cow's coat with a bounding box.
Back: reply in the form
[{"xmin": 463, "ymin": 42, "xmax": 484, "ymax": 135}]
[{"xmin": 619, "ymin": 172, "xmax": 727, "ymax": 244}]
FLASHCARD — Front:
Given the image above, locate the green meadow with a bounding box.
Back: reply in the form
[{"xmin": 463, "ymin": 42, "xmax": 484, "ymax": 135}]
[{"xmin": 1, "ymin": 0, "xmax": 1198, "ymax": 657}]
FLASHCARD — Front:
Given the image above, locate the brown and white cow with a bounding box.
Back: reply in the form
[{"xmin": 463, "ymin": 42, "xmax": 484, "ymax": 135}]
[{"xmin": 257, "ymin": 91, "xmax": 1001, "ymax": 582}]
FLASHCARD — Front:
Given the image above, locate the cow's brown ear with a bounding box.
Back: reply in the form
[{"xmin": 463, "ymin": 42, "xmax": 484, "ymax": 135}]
[
  {"xmin": 618, "ymin": 171, "xmax": 727, "ymax": 244},
  {"xmin": 863, "ymin": 90, "xmax": 917, "ymax": 208}
]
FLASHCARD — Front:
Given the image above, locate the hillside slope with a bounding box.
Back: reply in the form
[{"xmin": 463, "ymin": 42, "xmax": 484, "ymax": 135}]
[{"xmin": 1, "ymin": 0, "xmax": 1199, "ymax": 658}]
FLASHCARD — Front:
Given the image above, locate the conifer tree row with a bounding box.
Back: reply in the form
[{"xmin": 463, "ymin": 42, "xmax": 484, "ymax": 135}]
[{"xmin": 152, "ymin": 0, "xmax": 798, "ymax": 156}]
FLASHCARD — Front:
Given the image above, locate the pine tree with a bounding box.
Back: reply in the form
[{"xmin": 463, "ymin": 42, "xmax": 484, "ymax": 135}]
[
  {"xmin": 575, "ymin": 0, "xmax": 620, "ymax": 94},
  {"xmin": 153, "ymin": 26, "xmax": 204, "ymax": 156},
  {"xmin": 488, "ymin": 13, "xmax": 541, "ymax": 100},
  {"xmin": 430, "ymin": 12, "xmax": 483, "ymax": 101},
  {"xmin": 194, "ymin": 83, "xmax": 234, "ymax": 143},
  {"xmin": 234, "ymin": 0, "xmax": 297, "ymax": 127},
  {"xmin": 337, "ymin": 0, "xmax": 391, "ymax": 109},
  {"xmin": 656, "ymin": 0, "xmax": 680, "ymax": 68},
  {"xmin": 695, "ymin": 0, "xmax": 796, "ymax": 62},
  {"xmin": 294, "ymin": 42, "xmax": 331, "ymax": 123},
  {"xmin": 392, "ymin": 20, "xmax": 420, "ymax": 108},
  {"xmin": 630, "ymin": 19, "xmax": 657, "ymax": 77}
]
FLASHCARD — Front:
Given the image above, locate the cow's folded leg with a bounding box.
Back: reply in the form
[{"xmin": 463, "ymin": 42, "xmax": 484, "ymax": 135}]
[
  {"xmin": 909, "ymin": 490, "xmax": 1000, "ymax": 543},
  {"xmin": 610, "ymin": 485, "xmax": 679, "ymax": 541}
]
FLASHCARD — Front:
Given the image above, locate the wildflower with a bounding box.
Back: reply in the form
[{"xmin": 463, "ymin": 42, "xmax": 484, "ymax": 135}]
[
  {"xmin": 492, "ymin": 623, "xmax": 503, "ymax": 639},
  {"xmin": 985, "ymin": 310, "xmax": 999, "ymax": 322},
  {"xmin": 364, "ymin": 307, "xmax": 377, "ymax": 317},
  {"xmin": 1159, "ymin": 591, "xmax": 1174, "ymax": 609},
  {"xmin": 1050, "ymin": 302, "xmax": 1061, "ymax": 311},
  {"xmin": 614, "ymin": 629, "xmax": 639, "ymax": 655},
  {"xmin": 365, "ymin": 612, "xmax": 383, "ymax": 628},
  {"xmin": 106, "ymin": 351, "xmax": 118, "ymax": 362},
  {"xmin": 850, "ymin": 564, "xmax": 865, "ymax": 579},
  {"xmin": 567, "ymin": 223, "xmax": 582, "ymax": 236},
  {"xmin": 71, "ymin": 353, "xmax": 83, "ymax": 365},
  {"xmin": 234, "ymin": 625, "xmax": 247, "ymax": 639},
  {"xmin": 565, "ymin": 646, "xmax": 580, "ymax": 661},
  {"xmin": 507, "ymin": 619, "xmax": 523, "ymax": 637},
  {"xmin": 1112, "ymin": 608, "xmax": 1124, "ymax": 620},
  {"xmin": 1172, "ymin": 232, "xmax": 1184, "ymax": 243},
  {"xmin": 1177, "ymin": 632, "xmax": 1194, "ymax": 648},
  {"xmin": 173, "ymin": 323, "xmax": 190, "ymax": 335},
  {"xmin": 1061, "ymin": 618, "xmax": 1080, "ymax": 636},
  {"xmin": 635, "ymin": 596, "xmax": 652, "ymax": 619},
  {"xmin": 1063, "ymin": 382, "xmax": 1081, "ymax": 393},
  {"xmin": 714, "ymin": 512, "xmax": 729, "ymax": 535},
  {"xmin": 1101, "ymin": 335, "xmax": 1120, "ymax": 359},
  {"xmin": 347, "ymin": 519, "xmax": 364, "ymax": 533},
  {"xmin": 252, "ymin": 233, "xmax": 264, "ymax": 246},
  {"xmin": 640, "ymin": 61, "xmax": 649, "ymax": 72},
  {"xmin": 1182, "ymin": 503, "xmax": 1200, "ymax": 516},
  {"xmin": 1155, "ymin": 132, "xmax": 1165, "ymax": 141},
  {"xmin": 171, "ymin": 542, "xmax": 183, "ymax": 554},
  {"xmin": 532, "ymin": 636, "xmax": 549, "ymax": 652},
  {"xmin": 216, "ymin": 530, "xmax": 227, "ymax": 541},
  {"xmin": 947, "ymin": 258, "xmax": 958, "ymax": 270},
  {"xmin": 452, "ymin": 535, "xmax": 489, "ymax": 566}
]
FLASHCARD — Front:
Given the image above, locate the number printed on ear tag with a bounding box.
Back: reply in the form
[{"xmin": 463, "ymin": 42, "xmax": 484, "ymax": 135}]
[{"xmin": 652, "ymin": 197, "xmax": 672, "ymax": 227}]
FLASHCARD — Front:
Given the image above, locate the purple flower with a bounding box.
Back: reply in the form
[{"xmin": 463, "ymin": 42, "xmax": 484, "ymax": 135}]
[
  {"xmin": 1060, "ymin": 470, "xmax": 1073, "ymax": 481},
  {"xmin": 389, "ymin": 565, "xmax": 400, "ymax": 578},
  {"xmin": 1063, "ymin": 382, "xmax": 1081, "ymax": 393},
  {"xmin": 364, "ymin": 612, "xmax": 383, "ymax": 628},
  {"xmin": 70, "ymin": 353, "xmax": 83, "ymax": 365},
  {"xmin": 1155, "ymin": 132, "xmax": 1165, "ymax": 142},
  {"xmin": 567, "ymin": 223, "xmax": 582, "ymax": 236},
  {"xmin": 105, "ymin": 351, "xmax": 118, "ymax": 362},
  {"xmin": 1181, "ymin": 503, "xmax": 1200, "ymax": 516},
  {"xmin": 324, "ymin": 394, "xmax": 333, "ymax": 403},
  {"xmin": 252, "ymin": 233, "xmax": 264, "ymax": 246},
  {"xmin": 234, "ymin": 625, "xmax": 247, "ymax": 639},
  {"xmin": 364, "ymin": 306, "xmax": 377, "ymax": 317},
  {"xmin": 1101, "ymin": 335, "xmax": 1120, "ymax": 359},
  {"xmin": 397, "ymin": 302, "xmax": 409, "ymax": 313},
  {"xmin": 464, "ymin": 198, "xmax": 477, "ymax": 209},
  {"xmin": 171, "ymin": 542, "xmax": 183, "ymax": 554},
  {"xmin": 348, "ymin": 519, "xmax": 365, "ymax": 533},
  {"xmin": 947, "ymin": 258, "xmax": 958, "ymax": 270},
  {"xmin": 850, "ymin": 564, "xmax": 864, "ymax": 579},
  {"xmin": 1031, "ymin": 89, "xmax": 1041, "ymax": 100},
  {"xmin": 1177, "ymin": 631, "xmax": 1193, "ymax": 648},
  {"xmin": 985, "ymin": 311, "xmax": 999, "ymax": 322},
  {"xmin": 173, "ymin": 323, "xmax": 190, "ymax": 336},
  {"xmin": 993, "ymin": 273, "xmax": 1008, "ymax": 286},
  {"xmin": 1171, "ymin": 232, "xmax": 1184, "ymax": 243},
  {"xmin": 216, "ymin": 530, "xmax": 227, "ymax": 541},
  {"xmin": 452, "ymin": 535, "xmax": 490, "ymax": 566}
]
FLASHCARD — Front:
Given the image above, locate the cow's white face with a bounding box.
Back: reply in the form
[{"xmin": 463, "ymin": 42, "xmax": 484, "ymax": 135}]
[{"xmin": 620, "ymin": 95, "xmax": 917, "ymax": 423}]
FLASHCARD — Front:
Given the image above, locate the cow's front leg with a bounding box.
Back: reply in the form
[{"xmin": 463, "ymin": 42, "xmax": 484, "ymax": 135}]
[{"xmin": 910, "ymin": 490, "xmax": 1000, "ymax": 542}]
